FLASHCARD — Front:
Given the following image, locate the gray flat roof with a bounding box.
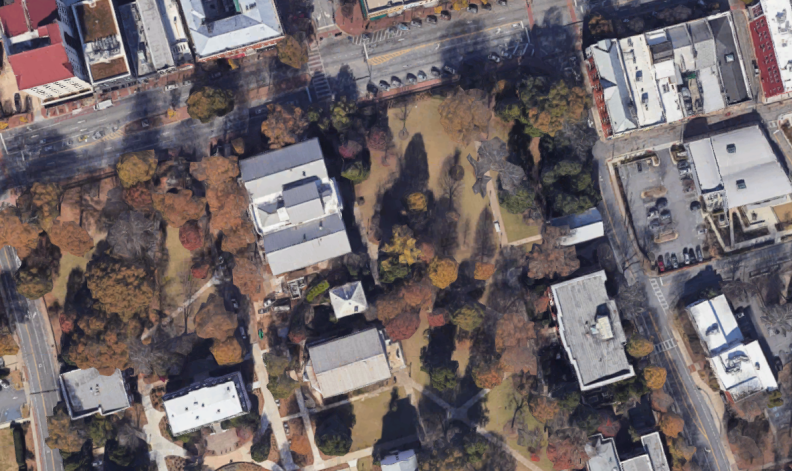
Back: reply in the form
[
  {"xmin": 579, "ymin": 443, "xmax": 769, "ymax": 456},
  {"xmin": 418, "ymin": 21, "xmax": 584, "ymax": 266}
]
[
  {"xmin": 709, "ymin": 15, "xmax": 748, "ymax": 104},
  {"xmin": 308, "ymin": 328, "xmax": 391, "ymax": 397},
  {"xmin": 60, "ymin": 368, "xmax": 130, "ymax": 419},
  {"xmin": 642, "ymin": 432, "xmax": 671, "ymax": 471},
  {"xmin": 262, "ymin": 213, "xmax": 351, "ymax": 275},
  {"xmin": 586, "ymin": 435, "xmax": 620, "ymax": 471},
  {"xmin": 551, "ymin": 271, "xmax": 635, "ymax": 391},
  {"xmin": 241, "ymin": 139, "xmax": 324, "ymax": 182}
]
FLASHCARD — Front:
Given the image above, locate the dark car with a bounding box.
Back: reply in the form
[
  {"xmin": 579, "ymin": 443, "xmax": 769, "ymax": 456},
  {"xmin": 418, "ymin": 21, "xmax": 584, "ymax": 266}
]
[
  {"xmin": 497, "ymin": 0, "xmax": 507, "ymax": 4},
  {"xmin": 440, "ymin": 10, "xmax": 451, "ymax": 20},
  {"xmin": 14, "ymin": 93, "xmax": 21, "ymax": 113},
  {"xmin": 379, "ymin": 80, "xmax": 390, "ymax": 91},
  {"xmin": 482, "ymin": 2, "xmax": 492, "ymax": 9},
  {"xmin": 406, "ymin": 73, "xmax": 417, "ymax": 84},
  {"xmin": 411, "ymin": 18, "xmax": 422, "ymax": 27},
  {"xmin": 695, "ymin": 245, "xmax": 703, "ymax": 262},
  {"xmin": 683, "ymin": 249, "xmax": 690, "ymax": 265},
  {"xmin": 488, "ymin": 52, "xmax": 501, "ymax": 63},
  {"xmin": 430, "ymin": 66, "xmax": 441, "ymax": 77},
  {"xmin": 657, "ymin": 255, "xmax": 665, "ymax": 272},
  {"xmin": 427, "ymin": 15, "xmax": 438, "ymax": 23},
  {"xmin": 391, "ymin": 76, "xmax": 402, "ymax": 87},
  {"xmin": 671, "ymin": 253, "xmax": 679, "ymax": 269},
  {"xmin": 417, "ymin": 70, "xmax": 427, "ymax": 81},
  {"xmin": 690, "ymin": 201, "xmax": 701, "ymax": 211},
  {"xmin": 660, "ymin": 209, "xmax": 671, "ymax": 222},
  {"xmin": 467, "ymin": 3, "xmax": 478, "ymax": 12},
  {"xmin": 656, "ymin": 197, "xmax": 668, "ymax": 209},
  {"xmin": 443, "ymin": 65, "xmax": 457, "ymax": 75}
]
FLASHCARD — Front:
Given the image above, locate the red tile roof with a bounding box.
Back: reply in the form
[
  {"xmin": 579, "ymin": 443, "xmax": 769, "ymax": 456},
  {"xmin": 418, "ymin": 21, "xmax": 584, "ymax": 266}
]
[
  {"xmin": 8, "ymin": 39, "xmax": 76, "ymax": 90},
  {"xmin": 0, "ymin": 1, "xmax": 29, "ymax": 37},
  {"xmin": 751, "ymin": 15, "xmax": 785, "ymax": 98},
  {"xmin": 26, "ymin": 0, "xmax": 57, "ymax": 29}
]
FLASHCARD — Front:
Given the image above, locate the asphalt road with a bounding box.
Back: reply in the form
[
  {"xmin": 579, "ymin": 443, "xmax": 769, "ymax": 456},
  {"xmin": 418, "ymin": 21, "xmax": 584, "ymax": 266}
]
[
  {"xmin": 0, "ymin": 247, "xmax": 62, "ymax": 471},
  {"xmin": 317, "ymin": 2, "xmax": 531, "ymax": 97}
]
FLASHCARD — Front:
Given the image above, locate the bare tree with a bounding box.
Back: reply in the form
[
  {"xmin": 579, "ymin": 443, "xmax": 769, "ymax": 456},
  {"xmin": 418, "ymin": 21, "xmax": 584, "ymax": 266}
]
[{"xmin": 761, "ymin": 304, "xmax": 792, "ymax": 336}]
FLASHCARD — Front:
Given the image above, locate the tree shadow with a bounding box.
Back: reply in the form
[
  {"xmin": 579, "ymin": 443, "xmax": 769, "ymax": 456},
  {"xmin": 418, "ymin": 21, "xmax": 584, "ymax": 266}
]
[
  {"xmin": 372, "ymin": 387, "xmax": 420, "ymax": 457},
  {"xmin": 472, "ymin": 208, "xmax": 496, "ymax": 264},
  {"xmin": 328, "ymin": 65, "xmax": 360, "ymax": 102}
]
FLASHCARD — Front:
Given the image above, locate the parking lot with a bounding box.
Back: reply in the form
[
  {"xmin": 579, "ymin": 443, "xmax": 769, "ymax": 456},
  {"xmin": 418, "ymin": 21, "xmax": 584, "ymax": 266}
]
[{"xmin": 617, "ymin": 148, "xmax": 708, "ymax": 271}]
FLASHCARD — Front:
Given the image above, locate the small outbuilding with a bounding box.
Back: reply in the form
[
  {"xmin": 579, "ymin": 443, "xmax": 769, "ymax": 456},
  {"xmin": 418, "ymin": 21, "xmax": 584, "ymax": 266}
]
[{"xmin": 329, "ymin": 281, "xmax": 368, "ymax": 319}]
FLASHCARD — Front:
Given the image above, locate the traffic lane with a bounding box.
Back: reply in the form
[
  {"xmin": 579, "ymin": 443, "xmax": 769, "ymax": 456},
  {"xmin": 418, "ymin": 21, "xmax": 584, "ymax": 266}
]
[{"xmin": 369, "ymin": 26, "xmax": 527, "ymax": 84}]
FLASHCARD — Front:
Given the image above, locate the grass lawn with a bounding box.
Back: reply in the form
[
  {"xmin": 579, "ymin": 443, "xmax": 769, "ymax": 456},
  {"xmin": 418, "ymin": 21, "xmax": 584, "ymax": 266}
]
[
  {"xmin": 400, "ymin": 313, "xmax": 431, "ymax": 388},
  {"xmin": 350, "ymin": 386, "xmax": 417, "ymax": 452},
  {"xmin": 51, "ymin": 252, "xmax": 89, "ymax": 306},
  {"xmin": 387, "ymin": 98, "xmax": 509, "ymax": 261},
  {"xmin": 483, "ymin": 380, "xmax": 554, "ymax": 471},
  {"xmin": 162, "ymin": 227, "xmax": 194, "ymax": 311},
  {"xmin": 0, "ymin": 428, "xmax": 15, "ymax": 471},
  {"xmin": 500, "ymin": 210, "xmax": 540, "ymax": 244},
  {"xmin": 452, "ymin": 340, "xmax": 471, "ymax": 376}
]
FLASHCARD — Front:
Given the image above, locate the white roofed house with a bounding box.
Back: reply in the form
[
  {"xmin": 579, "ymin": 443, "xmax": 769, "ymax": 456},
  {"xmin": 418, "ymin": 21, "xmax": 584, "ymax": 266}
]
[
  {"xmin": 588, "ymin": 432, "xmax": 670, "ymax": 471},
  {"xmin": 550, "ymin": 270, "xmax": 635, "ymax": 391},
  {"xmin": 686, "ymin": 296, "xmax": 778, "ymax": 404},
  {"xmin": 163, "ymin": 372, "xmax": 250, "ymax": 435},
  {"xmin": 329, "ymin": 281, "xmax": 367, "ymax": 319},
  {"xmin": 239, "ymin": 138, "xmax": 352, "ymax": 279},
  {"xmin": 381, "ymin": 449, "xmax": 419, "ymax": 471},
  {"xmin": 305, "ymin": 328, "xmax": 392, "ymax": 399}
]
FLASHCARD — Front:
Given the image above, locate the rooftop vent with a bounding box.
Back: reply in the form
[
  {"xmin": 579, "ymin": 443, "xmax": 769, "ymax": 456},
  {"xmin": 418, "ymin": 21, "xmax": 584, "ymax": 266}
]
[
  {"xmin": 737, "ymin": 179, "xmax": 747, "ymax": 190},
  {"xmin": 727, "ymin": 143, "xmax": 736, "ymax": 153}
]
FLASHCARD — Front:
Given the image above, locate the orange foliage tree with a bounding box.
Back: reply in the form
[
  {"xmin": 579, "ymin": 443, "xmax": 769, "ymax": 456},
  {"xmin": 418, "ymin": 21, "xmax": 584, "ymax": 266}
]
[
  {"xmin": 260, "ymin": 104, "xmax": 309, "ymax": 149},
  {"xmin": 86, "ymin": 256, "xmax": 154, "ymax": 321},
  {"xmin": 428, "ymin": 257, "xmax": 459, "ymax": 289},
  {"xmin": 48, "ymin": 220, "xmax": 94, "ymax": 256},
  {"xmin": 472, "ymin": 362, "xmax": 503, "ymax": 389},
  {"xmin": 152, "ymin": 189, "xmax": 206, "ymax": 227},
  {"xmin": 660, "ymin": 413, "xmax": 685, "ymax": 438},
  {"xmin": 0, "ymin": 207, "xmax": 40, "ymax": 258},
  {"xmin": 530, "ymin": 396, "xmax": 560, "ymax": 424},
  {"xmin": 644, "ymin": 366, "xmax": 668, "ymax": 390}
]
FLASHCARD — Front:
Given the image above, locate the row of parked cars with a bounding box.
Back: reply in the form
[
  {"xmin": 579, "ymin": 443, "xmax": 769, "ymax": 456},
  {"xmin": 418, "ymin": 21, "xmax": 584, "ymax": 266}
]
[{"xmin": 657, "ymin": 246, "xmax": 704, "ymax": 272}]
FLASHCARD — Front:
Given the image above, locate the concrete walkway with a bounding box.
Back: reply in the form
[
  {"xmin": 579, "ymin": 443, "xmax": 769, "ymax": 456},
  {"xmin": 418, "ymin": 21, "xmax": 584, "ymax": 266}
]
[
  {"xmin": 142, "ymin": 276, "xmax": 218, "ymax": 341},
  {"xmin": 295, "ymin": 386, "xmax": 323, "ymax": 468},
  {"xmin": 252, "ymin": 343, "xmax": 298, "ymax": 471},
  {"xmin": 138, "ymin": 379, "xmax": 186, "ymax": 471}
]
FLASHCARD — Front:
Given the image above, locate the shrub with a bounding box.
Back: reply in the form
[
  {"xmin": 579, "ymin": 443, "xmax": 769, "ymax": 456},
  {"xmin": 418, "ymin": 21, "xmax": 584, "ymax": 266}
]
[
  {"xmin": 428, "ymin": 257, "xmax": 458, "ymax": 289},
  {"xmin": 643, "ymin": 366, "xmax": 667, "ymax": 390},
  {"xmin": 769, "ymin": 390, "xmax": 784, "ymax": 408},
  {"xmin": 341, "ymin": 161, "xmax": 370, "ymax": 184},
  {"xmin": 451, "ymin": 304, "xmax": 484, "ymax": 331},
  {"xmin": 626, "ymin": 335, "xmax": 654, "ymax": 358},
  {"xmin": 306, "ymin": 280, "xmax": 330, "ymax": 303},
  {"xmin": 251, "ymin": 433, "xmax": 271, "ymax": 462},
  {"xmin": 659, "ymin": 413, "xmax": 684, "ymax": 438}
]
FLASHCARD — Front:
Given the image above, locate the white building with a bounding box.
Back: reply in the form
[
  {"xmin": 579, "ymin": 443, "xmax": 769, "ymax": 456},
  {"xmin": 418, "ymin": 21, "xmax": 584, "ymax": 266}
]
[
  {"xmin": 239, "ymin": 138, "xmax": 351, "ymax": 277},
  {"xmin": 686, "ymin": 125, "xmax": 792, "ymax": 224},
  {"xmin": 588, "ymin": 433, "xmax": 670, "ymax": 471},
  {"xmin": 329, "ymin": 281, "xmax": 368, "ymax": 319},
  {"xmin": 178, "ymin": 0, "xmax": 283, "ymax": 62},
  {"xmin": 550, "ymin": 271, "xmax": 635, "ymax": 391},
  {"xmin": 163, "ymin": 372, "xmax": 250, "ymax": 436},
  {"xmin": 382, "ymin": 449, "xmax": 419, "ymax": 471},
  {"xmin": 59, "ymin": 368, "xmax": 132, "ymax": 419},
  {"xmin": 686, "ymin": 295, "xmax": 778, "ymax": 403},
  {"xmin": 550, "ymin": 208, "xmax": 605, "ymax": 246}
]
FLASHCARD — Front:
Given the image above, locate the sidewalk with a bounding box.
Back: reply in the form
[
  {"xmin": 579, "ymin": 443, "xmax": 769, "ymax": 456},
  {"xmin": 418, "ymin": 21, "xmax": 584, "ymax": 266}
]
[{"xmin": 138, "ymin": 379, "xmax": 186, "ymax": 471}]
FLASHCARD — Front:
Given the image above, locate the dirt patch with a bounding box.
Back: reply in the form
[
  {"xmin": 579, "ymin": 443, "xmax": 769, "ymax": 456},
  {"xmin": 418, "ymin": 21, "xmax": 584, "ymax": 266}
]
[
  {"xmin": 0, "ymin": 428, "xmax": 16, "ymax": 471},
  {"xmin": 321, "ymin": 465, "xmax": 350, "ymax": 471},
  {"xmin": 9, "ymin": 370, "xmax": 23, "ymax": 390},
  {"xmin": 279, "ymin": 391, "xmax": 300, "ymax": 417},
  {"xmin": 287, "ymin": 417, "xmax": 313, "ymax": 466},
  {"xmin": 251, "ymin": 389, "xmax": 265, "ymax": 415}
]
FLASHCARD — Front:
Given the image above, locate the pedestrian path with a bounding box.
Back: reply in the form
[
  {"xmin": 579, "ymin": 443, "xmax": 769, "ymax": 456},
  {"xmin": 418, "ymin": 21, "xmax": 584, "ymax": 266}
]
[
  {"xmin": 350, "ymin": 28, "xmax": 408, "ymax": 45},
  {"xmin": 649, "ymin": 278, "xmax": 670, "ymax": 313},
  {"xmin": 308, "ymin": 43, "xmax": 332, "ymax": 102},
  {"xmin": 654, "ymin": 338, "xmax": 678, "ymax": 354}
]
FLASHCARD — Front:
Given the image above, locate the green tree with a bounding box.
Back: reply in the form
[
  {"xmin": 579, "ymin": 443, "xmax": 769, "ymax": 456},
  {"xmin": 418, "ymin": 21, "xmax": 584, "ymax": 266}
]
[
  {"xmin": 88, "ymin": 415, "xmax": 115, "ymax": 447},
  {"xmin": 187, "ymin": 87, "xmax": 234, "ymax": 123},
  {"xmin": 267, "ymin": 374, "xmax": 299, "ymax": 400},
  {"xmin": 329, "ymin": 96, "xmax": 357, "ymax": 132},
  {"xmin": 379, "ymin": 257, "xmax": 410, "ymax": 284},
  {"xmin": 451, "ymin": 304, "xmax": 484, "ymax": 331},
  {"xmin": 315, "ymin": 416, "xmax": 353, "ymax": 456},
  {"xmin": 341, "ymin": 161, "xmax": 370, "ymax": 184},
  {"xmin": 15, "ymin": 265, "xmax": 52, "ymax": 299},
  {"xmin": 427, "ymin": 364, "xmax": 458, "ymax": 391},
  {"xmin": 251, "ymin": 433, "xmax": 271, "ymax": 462},
  {"xmin": 465, "ymin": 438, "xmax": 488, "ymax": 464},
  {"xmin": 499, "ymin": 186, "xmax": 535, "ymax": 214},
  {"xmin": 276, "ymin": 35, "xmax": 308, "ymax": 69}
]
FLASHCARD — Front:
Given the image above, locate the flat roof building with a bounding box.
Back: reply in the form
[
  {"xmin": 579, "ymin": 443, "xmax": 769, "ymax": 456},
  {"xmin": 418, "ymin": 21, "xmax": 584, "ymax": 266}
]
[
  {"xmin": 753, "ymin": 0, "xmax": 792, "ymax": 97},
  {"xmin": 117, "ymin": 0, "xmax": 177, "ymax": 77},
  {"xmin": 163, "ymin": 372, "xmax": 250, "ymax": 436},
  {"xmin": 551, "ymin": 271, "xmax": 635, "ymax": 391},
  {"xmin": 551, "ymin": 208, "xmax": 605, "ymax": 246},
  {"xmin": 381, "ymin": 449, "xmax": 419, "ymax": 471},
  {"xmin": 361, "ymin": 0, "xmax": 438, "ymax": 20},
  {"xmin": 240, "ymin": 139, "xmax": 351, "ymax": 277},
  {"xmin": 686, "ymin": 295, "xmax": 744, "ymax": 355},
  {"xmin": 178, "ymin": 0, "xmax": 283, "ymax": 61},
  {"xmin": 588, "ymin": 433, "xmax": 670, "ymax": 471},
  {"xmin": 59, "ymin": 368, "xmax": 132, "ymax": 419},
  {"xmin": 329, "ymin": 281, "xmax": 367, "ymax": 319},
  {"xmin": 306, "ymin": 328, "xmax": 391, "ymax": 398},
  {"xmin": 686, "ymin": 125, "xmax": 792, "ymax": 214}
]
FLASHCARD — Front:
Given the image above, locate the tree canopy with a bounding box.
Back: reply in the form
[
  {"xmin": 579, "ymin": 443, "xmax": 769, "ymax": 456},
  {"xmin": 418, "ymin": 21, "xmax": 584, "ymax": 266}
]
[
  {"xmin": 438, "ymin": 87, "xmax": 491, "ymax": 144},
  {"xmin": 497, "ymin": 77, "xmax": 588, "ymax": 137},
  {"xmin": 277, "ymin": 35, "xmax": 308, "ymax": 69},
  {"xmin": 626, "ymin": 335, "xmax": 654, "ymax": 358},
  {"xmin": 86, "ymin": 255, "xmax": 153, "ymax": 321},
  {"xmin": 428, "ymin": 257, "xmax": 459, "ymax": 289},
  {"xmin": 117, "ymin": 151, "xmax": 157, "ymax": 188},
  {"xmin": 0, "ymin": 207, "xmax": 40, "ymax": 258},
  {"xmin": 48, "ymin": 220, "xmax": 94, "ymax": 257},
  {"xmin": 187, "ymin": 87, "xmax": 234, "ymax": 123},
  {"xmin": 152, "ymin": 189, "xmax": 206, "ymax": 228},
  {"xmin": 260, "ymin": 104, "xmax": 309, "ymax": 149}
]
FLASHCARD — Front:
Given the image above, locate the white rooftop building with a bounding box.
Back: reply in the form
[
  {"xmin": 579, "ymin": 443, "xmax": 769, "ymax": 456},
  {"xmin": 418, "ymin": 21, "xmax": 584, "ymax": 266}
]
[
  {"xmin": 163, "ymin": 372, "xmax": 250, "ymax": 436},
  {"xmin": 551, "ymin": 271, "xmax": 635, "ymax": 391},
  {"xmin": 179, "ymin": 0, "xmax": 283, "ymax": 61},
  {"xmin": 382, "ymin": 449, "xmax": 419, "ymax": 471},
  {"xmin": 758, "ymin": 0, "xmax": 792, "ymax": 92},
  {"xmin": 550, "ymin": 208, "xmax": 605, "ymax": 246},
  {"xmin": 239, "ymin": 139, "xmax": 352, "ymax": 277},
  {"xmin": 687, "ymin": 296, "xmax": 778, "ymax": 402},
  {"xmin": 588, "ymin": 433, "xmax": 670, "ymax": 471},
  {"xmin": 686, "ymin": 125, "xmax": 792, "ymax": 214},
  {"xmin": 687, "ymin": 295, "xmax": 744, "ymax": 355},
  {"xmin": 711, "ymin": 340, "xmax": 778, "ymax": 402},
  {"xmin": 306, "ymin": 328, "xmax": 391, "ymax": 398},
  {"xmin": 620, "ymin": 34, "xmax": 664, "ymax": 127},
  {"xmin": 329, "ymin": 281, "xmax": 368, "ymax": 319},
  {"xmin": 59, "ymin": 368, "xmax": 132, "ymax": 419},
  {"xmin": 588, "ymin": 39, "xmax": 638, "ymax": 134}
]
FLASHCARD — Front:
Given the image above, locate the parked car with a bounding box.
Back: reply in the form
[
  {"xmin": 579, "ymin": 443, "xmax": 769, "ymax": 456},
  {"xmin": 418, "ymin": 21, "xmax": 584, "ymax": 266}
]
[
  {"xmin": 649, "ymin": 220, "xmax": 661, "ymax": 232},
  {"xmin": 443, "ymin": 65, "xmax": 457, "ymax": 75},
  {"xmin": 391, "ymin": 76, "xmax": 402, "ymax": 87},
  {"xmin": 671, "ymin": 253, "xmax": 679, "ymax": 269},
  {"xmin": 275, "ymin": 399, "xmax": 281, "ymax": 407},
  {"xmin": 284, "ymin": 423, "xmax": 291, "ymax": 435},
  {"xmin": 656, "ymin": 197, "xmax": 668, "ymax": 209},
  {"xmin": 501, "ymin": 49, "xmax": 513, "ymax": 59},
  {"xmin": 406, "ymin": 73, "xmax": 417, "ymax": 84},
  {"xmin": 258, "ymin": 328, "xmax": 264, "ymax": 339},
  {"xmin": 388, "ymin": 26, "xmax": 398, "ymax": 33},
  {"xmin": 379, "ymin": 80, "xmax": 391, "ymax": 91},
  {"xmin": 690, "ymin": 201, "xmax": 701, "ymax": 211},
  {"xmin": 683, "ymin": 249, "xmax": 690, "ymax": 265},
  {"xmin": 497, "ymin": 0, "xmax": 507, "ymax": 4},
  {"xmin": 717, "ymin": 213, "xmax": 728, "ymax": 227},
  {"xmin": 754, "ymin": 60, "xmax": 760, "ymax": 76},
  {"xmin": 397, "ymin": 22, "xmax": 410, "ymax": 31},
  {"xmin": 695, "ymin": 245, "xmax": 703, "ymax": 262},
  {"xmin": 417, "ymin": 70, "xmax": 427, "ymax": 81},
  {"xmin": 488, "ymin": 53, "xmax": 501, "ymax": 63},
  {"xmin": 660, "ymin": 209, "xmax": 671, "ymax": 222},
  {"xmin": 239, "ymin": 326, "xmax": 247, "ymax": 339},
  {"xmin": 647, "ymin": 207, "xmax": 658, "ymax": 219},
  {"xmin": 427, "ymin": 15, "xmax": 438, "ymax": 24},
  {"xmin": 211, "ymin": 71, "xmax": 222, "ymax": 79},
  {"xmin": 657, "ymin": 255, "xmax": 665, "ymax": 272},
  {"xmin": 467, "ymin": 3, "xmax": 478, "ymax": 12},
  {"xmin": 430, "ymin": 66, "xmax": 441, "ymax": 77},
  {"xmin": 411, "ymin": 18, "xmax": 422, "ymax": 27},
  {"xmin": 482, "ymin": 2, "xmax": 492, "ymax": 9},
  {"xmin": 440, "ymin": 10, "xmax": 451, "ymax": 20}
]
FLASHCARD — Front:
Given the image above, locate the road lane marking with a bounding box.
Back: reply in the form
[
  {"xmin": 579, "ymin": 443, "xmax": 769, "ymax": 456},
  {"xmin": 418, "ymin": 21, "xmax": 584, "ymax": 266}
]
[{"xmin": 367, "ymin": 21, "xmax": 522, "ymax": 66}]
